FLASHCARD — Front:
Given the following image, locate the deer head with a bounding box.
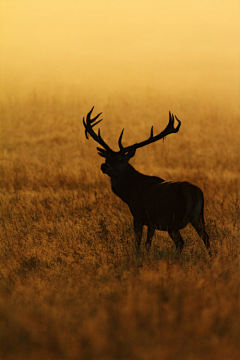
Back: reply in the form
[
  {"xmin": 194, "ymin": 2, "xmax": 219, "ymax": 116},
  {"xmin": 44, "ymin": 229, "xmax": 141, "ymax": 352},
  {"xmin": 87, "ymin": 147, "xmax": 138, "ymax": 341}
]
[{"xmin": 83, "ymin": 106, "xmax": 181, "ymax": 178}]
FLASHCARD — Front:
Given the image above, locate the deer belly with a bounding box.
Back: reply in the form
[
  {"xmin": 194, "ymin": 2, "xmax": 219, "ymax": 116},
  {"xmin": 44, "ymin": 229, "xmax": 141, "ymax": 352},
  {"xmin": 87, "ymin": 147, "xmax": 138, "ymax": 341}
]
[
  {"xmin": 146, "ymin": 191, "xmax": 190, "ymax": 230},
  {"xmin": 154, "ymin": 217, "xmax": 189, "ymax": 231}
]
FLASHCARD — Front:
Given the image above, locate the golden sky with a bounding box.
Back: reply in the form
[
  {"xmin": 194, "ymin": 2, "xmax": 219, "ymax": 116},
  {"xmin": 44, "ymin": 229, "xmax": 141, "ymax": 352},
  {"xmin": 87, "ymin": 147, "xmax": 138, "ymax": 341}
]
[{"xmin": 0, "ymin": 0, "xmax": 239, "ymax": 96}]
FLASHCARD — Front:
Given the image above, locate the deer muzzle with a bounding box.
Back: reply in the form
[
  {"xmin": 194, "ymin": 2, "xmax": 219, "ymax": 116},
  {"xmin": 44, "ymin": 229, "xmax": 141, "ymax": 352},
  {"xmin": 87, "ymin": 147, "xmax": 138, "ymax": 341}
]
[{"xmin": 101, "ymin": 163, "xmax": 111, "ymax": 176}]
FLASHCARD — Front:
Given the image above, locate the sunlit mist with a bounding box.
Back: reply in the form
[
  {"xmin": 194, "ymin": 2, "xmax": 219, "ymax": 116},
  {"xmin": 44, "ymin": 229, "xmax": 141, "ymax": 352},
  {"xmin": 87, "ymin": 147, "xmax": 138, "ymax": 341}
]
[{"xmin": 0, "ymin": 0, "xmax": 239, "ymax": 99}]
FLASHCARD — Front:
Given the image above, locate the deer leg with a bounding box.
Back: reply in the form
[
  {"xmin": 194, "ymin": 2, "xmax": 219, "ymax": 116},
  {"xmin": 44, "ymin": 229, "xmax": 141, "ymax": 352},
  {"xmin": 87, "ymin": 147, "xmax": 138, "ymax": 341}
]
[
  {"xmin": 168, "ymin": 229, "xmax": 184, "ymax": 253},
  {"xmin": 191, "ymin": 218, "xmax": 212, "ymax": 256},
  {"xmin": 145, "ymin": 224, "xmax": 155, "ymax": 252},
  {"xmin": 133, "ymin": 218, "xmax": 143, "ymax": 250}
]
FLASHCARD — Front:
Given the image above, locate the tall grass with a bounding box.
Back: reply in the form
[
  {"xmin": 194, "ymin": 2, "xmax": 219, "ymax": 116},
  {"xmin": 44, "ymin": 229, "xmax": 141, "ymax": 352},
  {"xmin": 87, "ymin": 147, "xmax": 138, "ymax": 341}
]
[{"xmin": 0, "ymin": 89, "xmax": 239, "ymax": 360}]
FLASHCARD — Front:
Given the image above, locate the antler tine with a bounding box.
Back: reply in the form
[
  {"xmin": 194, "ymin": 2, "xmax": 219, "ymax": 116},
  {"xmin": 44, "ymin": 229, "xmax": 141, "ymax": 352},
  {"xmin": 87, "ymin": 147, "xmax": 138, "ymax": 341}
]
[
  {"xmin": 87, "ymin": 107, "xmax": 103, "ymax": 125},
  {"xmin": 150, "ymin": 126, "xmax": 153, "ymax": 139},
  {"xmin": 174, "ymin": 115, "xmax": 181, "ymax": 130},
  {"xmin": 83, "ymin": 107, "xmax": 113, "ymax": 153},
  {"xmin": 167, "ymin": 111, "xmax": 181, "ymax": 132},
  {"xmin": 118, "ymin": 129, "xmax": 124, "ymax": 150}
]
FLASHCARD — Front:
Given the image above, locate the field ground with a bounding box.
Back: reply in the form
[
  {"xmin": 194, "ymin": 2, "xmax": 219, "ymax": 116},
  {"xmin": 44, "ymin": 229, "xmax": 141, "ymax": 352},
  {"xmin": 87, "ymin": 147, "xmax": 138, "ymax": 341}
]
[{"xmin": 0, "ymin": 89, "xmax": 240, "ymax": 360}]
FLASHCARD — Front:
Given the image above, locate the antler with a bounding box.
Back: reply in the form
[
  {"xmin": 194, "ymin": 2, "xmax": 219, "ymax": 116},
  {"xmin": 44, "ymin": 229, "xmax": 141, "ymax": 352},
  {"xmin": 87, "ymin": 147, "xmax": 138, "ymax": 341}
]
[
  {"xmin": 83, "ymin": 107, "xmax": 113, "ymax": 157},
  {"xmin": 84, "ymin": 108, "xmax": 181, "ymax": 157},
  {"xmin": 118, "ymin": 111, "xmax": 181, "ymax": 153}
]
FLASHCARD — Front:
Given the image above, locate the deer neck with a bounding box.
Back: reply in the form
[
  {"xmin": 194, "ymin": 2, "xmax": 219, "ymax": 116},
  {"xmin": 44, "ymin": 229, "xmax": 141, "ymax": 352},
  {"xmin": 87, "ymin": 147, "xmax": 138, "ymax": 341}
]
[{"xmin": 110, "ymin": 164, "xmax": 143, "ymax": 203}]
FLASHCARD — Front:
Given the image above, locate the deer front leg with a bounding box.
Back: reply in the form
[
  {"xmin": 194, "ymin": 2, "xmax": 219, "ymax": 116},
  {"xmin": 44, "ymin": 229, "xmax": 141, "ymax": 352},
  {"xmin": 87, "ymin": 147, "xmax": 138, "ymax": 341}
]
[
  {"xmin": 168, "ymin": 229, "xmax": 184, "ymax": 253},
  {"xmin": 145, "ymin": 224, "xmax": 155, "ymax": 253},
  {"xmin": 133, "ymin": 218, "xmax": 143, "ymax": 250}
]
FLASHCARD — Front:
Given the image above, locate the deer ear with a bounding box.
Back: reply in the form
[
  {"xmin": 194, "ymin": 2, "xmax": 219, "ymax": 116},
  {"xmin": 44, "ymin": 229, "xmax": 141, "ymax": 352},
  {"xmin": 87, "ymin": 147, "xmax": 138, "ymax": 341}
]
[
  {"xmin": 97, "ymin": 147, "xmax": 108, "ymax": 158},
  {"xmin": 125, "ymin": 148, "xmax": 136, "ymax": 160}
]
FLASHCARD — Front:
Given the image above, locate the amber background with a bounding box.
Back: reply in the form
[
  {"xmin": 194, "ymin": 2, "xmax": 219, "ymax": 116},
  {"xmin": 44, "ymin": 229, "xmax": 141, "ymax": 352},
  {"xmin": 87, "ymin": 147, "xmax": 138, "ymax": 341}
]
[{"xmin": 1, "ymin": 0, "xmax": 239, "ymax": 98}]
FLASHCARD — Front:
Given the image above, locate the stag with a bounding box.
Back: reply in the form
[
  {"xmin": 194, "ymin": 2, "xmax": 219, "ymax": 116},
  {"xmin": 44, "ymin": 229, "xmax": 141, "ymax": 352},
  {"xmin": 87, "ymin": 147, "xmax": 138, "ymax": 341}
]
[{"xmin": 83, "ymin": 107, "xmax": 211, "ymax": 256}]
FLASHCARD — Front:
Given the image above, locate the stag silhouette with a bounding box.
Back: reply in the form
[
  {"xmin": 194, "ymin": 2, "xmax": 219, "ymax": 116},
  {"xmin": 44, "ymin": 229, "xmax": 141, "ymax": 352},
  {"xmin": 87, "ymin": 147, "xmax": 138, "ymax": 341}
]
[{"xmin": 83, "ymin": 107, "xmax": 211, "ymax": 256}]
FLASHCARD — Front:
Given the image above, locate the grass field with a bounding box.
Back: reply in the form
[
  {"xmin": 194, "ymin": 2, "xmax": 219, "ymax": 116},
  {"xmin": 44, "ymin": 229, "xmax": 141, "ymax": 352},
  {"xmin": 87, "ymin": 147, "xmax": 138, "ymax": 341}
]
[{"xmin": 0, "ymin": 89, "xmax": 239, "ymax": 360}]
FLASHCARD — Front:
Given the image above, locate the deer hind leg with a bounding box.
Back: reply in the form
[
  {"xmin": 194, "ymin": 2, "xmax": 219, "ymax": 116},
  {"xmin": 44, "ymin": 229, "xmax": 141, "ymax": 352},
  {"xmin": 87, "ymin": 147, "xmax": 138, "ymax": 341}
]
[
  {"xmin": 168, "ymin": 229, "xmax": 184, "ymax": 253},
  {"xmin": 133, "ymin": 218, "xmax": 143, "ymax": 250},
  {"xmin": 145, "ymin": 224, "xmax": 155, "ymax": 253},
  {"xmin": 191, "ymin": 216, "xmax": 212, "ymax": 256}
]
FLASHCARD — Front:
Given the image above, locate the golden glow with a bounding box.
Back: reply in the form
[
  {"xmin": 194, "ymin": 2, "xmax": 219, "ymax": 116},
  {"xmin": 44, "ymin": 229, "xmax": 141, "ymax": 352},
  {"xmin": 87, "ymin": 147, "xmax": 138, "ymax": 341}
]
[
  {"xmin": 0, "ymin": 0, "xmax": 239, "ymax": 98},
  {"xmin": 0, "ymin": 4, "xmax": 240, "ymax": 358}
]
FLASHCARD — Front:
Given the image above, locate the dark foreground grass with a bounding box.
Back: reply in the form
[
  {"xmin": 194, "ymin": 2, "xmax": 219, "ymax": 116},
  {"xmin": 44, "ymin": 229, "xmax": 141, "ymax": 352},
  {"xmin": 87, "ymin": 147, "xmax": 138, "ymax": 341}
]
[{"xmin": 0, "ymin": 92, "xmax": 239, "ymax": 360}]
